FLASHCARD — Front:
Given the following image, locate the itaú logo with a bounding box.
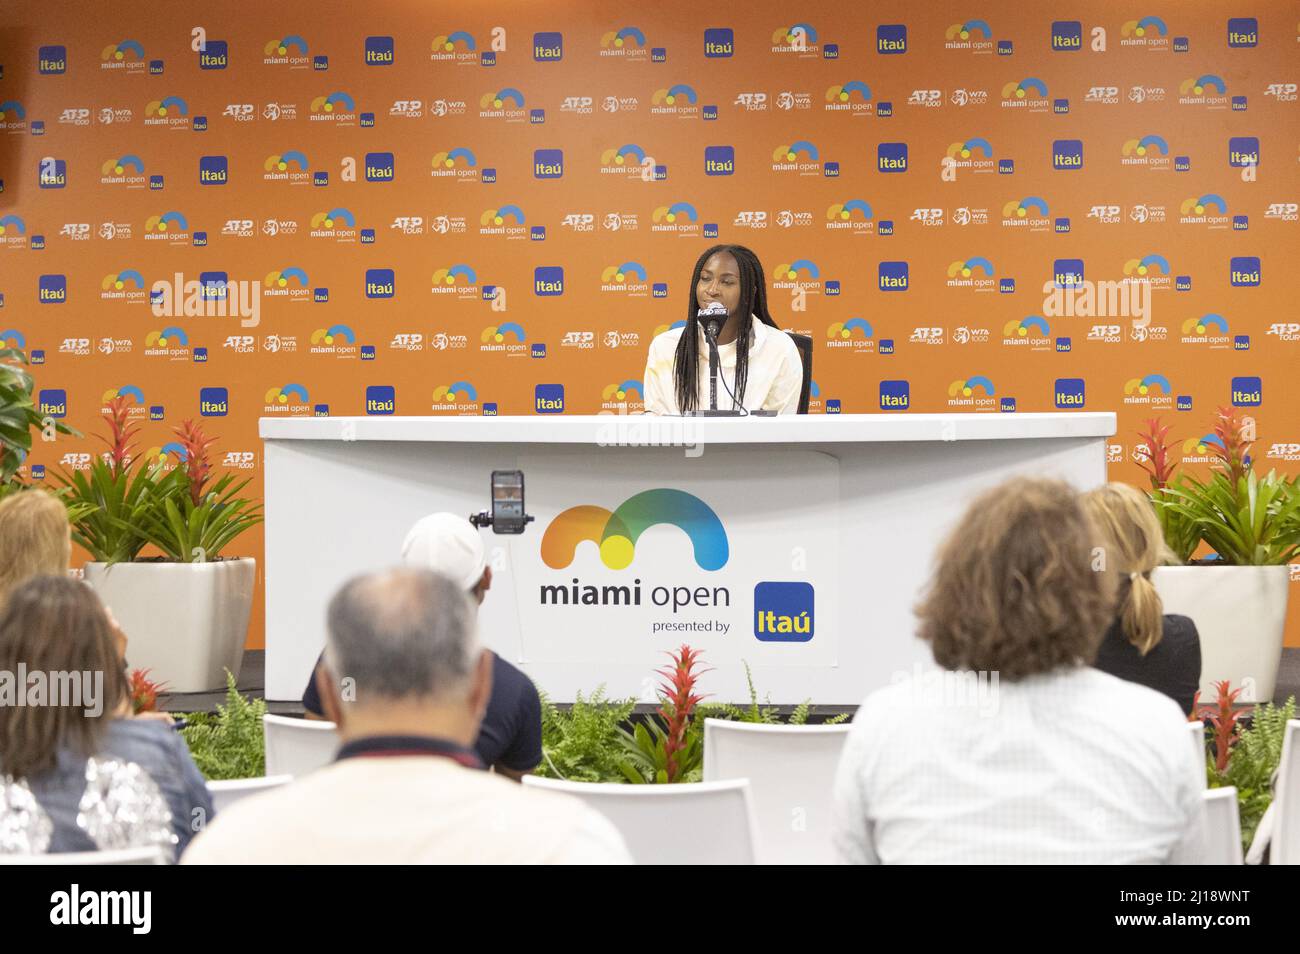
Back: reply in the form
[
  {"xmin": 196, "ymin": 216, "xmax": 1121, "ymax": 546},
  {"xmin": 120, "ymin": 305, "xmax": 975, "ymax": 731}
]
[{"xmin": 541, "ymin": 489, "xmax": 728, "ymax": 571}]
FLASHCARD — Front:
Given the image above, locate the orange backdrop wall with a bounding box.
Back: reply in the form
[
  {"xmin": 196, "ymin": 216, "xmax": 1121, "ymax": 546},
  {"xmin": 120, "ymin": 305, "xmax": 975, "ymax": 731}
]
[{"xmin": 2, "ymin": 0, "xmax": 1298, "ymax": 650}]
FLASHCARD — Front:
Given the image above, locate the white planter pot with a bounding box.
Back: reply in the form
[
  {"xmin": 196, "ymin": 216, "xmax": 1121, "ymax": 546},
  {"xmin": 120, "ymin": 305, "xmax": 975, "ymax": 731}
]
[
  {"xmin": 1152, "ymin": 565, "xmax": 1290, "ymax": 704},
  {"xmin": 83, "ymin": 558, "xmax": 255, "ymax": 694}
]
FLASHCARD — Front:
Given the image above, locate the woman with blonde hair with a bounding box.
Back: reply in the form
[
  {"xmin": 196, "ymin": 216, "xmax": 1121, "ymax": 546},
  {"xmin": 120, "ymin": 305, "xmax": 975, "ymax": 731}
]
[
  {"xmin": 1083, "ymin": 482, "xmax": 1201, "ymax": 713},
  {"xmin": 0, "ymin": 489, "xmax": 71, "ymax": 611}
]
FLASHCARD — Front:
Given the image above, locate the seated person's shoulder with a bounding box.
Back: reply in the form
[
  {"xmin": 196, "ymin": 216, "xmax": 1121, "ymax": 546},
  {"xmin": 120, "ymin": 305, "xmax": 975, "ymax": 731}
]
[{"xmin": 1162, "ymin": 614, "xmax": 1200, "ymax": 645}]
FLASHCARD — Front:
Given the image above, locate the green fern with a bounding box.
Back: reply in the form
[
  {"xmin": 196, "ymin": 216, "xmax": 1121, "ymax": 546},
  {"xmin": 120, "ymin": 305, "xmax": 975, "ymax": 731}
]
[
  {"xmin": 536, "ymin": 687, "xmax": 635, "ymax": 782},
  {"xmin": 179, "ymin": 671, "xmax": 267, "ymax": 780},
  {"xmin": 1209, "ymin": 695, "xmax": 1297, "ymax": 853}
]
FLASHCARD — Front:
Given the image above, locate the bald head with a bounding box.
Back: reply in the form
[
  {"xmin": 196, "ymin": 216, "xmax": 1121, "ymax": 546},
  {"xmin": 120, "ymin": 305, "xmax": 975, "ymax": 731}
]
[{"xmin": 324, "ymin": 568, "xmax": 480, "ymax": 704}]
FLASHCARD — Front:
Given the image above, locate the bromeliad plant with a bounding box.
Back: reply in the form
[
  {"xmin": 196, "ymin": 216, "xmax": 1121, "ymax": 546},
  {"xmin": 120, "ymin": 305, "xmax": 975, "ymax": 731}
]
[
  {"xmin": 617, "ymin": 645, "xmax": 710, "ymax": 784},
  {"xmin": 1141, "ymin": 407, "xmax": 1300, "ymax": 565},
  {"xmin": 56, "ymin": 396, "xmax": 165, "ymax": 563},
  {"xmin": 140, "ymin": 419, "xmax": 263, "ymax": 563}
]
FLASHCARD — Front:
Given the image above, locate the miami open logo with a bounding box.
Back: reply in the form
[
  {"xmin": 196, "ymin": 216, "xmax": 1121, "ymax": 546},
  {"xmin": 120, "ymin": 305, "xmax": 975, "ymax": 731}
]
[{"xmin": 542, "ymin": 490, "xmax": 728, "ymax": 572}]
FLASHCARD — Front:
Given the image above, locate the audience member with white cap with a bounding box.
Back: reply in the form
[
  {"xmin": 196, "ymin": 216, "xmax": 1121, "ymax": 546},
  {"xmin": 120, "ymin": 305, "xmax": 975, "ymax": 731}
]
[
  {"xmin": 184, "ymin": 568, "xmax": 630, "ymax": 864},
  {"xmin": 302, "ymin": 513, "xmax": 542, "ymax": 779}
]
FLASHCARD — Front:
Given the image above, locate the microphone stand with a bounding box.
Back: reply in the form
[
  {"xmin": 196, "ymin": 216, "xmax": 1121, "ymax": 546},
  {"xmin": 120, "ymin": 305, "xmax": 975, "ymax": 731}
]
[{"xmin": 689, "ymin": 318, "xmax": 745, "ymax": 417}]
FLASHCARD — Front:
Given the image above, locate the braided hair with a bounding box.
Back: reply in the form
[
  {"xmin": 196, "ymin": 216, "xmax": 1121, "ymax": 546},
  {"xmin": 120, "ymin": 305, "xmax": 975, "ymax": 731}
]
[{"xmin": 672, "ymin": 245, "xmax": 781, "ymax": 413}]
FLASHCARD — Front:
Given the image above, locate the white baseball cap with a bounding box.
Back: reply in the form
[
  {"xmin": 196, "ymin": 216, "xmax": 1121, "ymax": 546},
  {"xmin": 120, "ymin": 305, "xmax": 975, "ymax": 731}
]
[{"xmin": 400, "ymin": 512, "xmax": 487, "ymax": 592}]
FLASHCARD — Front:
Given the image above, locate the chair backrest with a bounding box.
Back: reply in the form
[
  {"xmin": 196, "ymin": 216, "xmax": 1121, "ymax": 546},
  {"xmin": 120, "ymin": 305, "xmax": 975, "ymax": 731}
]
[
  {"xmin": 522, "ymin": 775, "xmax": 759, "ymax": 864},
  {"xmin": 1203, "ymin": 787, "xmax": 1243, "ymax": 864},
  {"xmin": 207, "ymin": 774, "xmax": 293, "ymax": 813},
  {"xmin": 1188, "ymin": 721, "xmax": 1207, "ymax": 789},
  {"xmin": 786, "ymin": 332, "xmax": 812, "ymax": 414},
  {"xmin": 702, "ymin": 719, "xmax": 851, "ymax": 863},
  {"xmin": 1273, "ymin": 719, "xmax": 1300, "ymax": 864},
  {"xmin": 0, "ymin": 846, "xmax": 166, "ymax": 865},
  {"xmin": 262, "ymin": 714, "xmax": 338, "ymax": 778}
]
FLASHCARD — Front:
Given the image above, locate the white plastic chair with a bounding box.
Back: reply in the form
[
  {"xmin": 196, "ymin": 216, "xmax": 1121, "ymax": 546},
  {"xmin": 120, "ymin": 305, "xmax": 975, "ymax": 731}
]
[
  {"xmin": 262, "ymin": 714, "xmax": 338, "ymax": 778},
  {"xmin": 1188, "ymin": 721, "xmax": 1207, "ymax": 789},
  {"xmin": 207, "ymin": 774, "xmax": 293, "ymax": 812},
  {"xmin": 523, "ymin": 775, "xmax": 759, "ymax": 864},
  {"xmin": 1203, "ymin": 787, "xmax": 1243, "ymax": 864},
  {"xmin": 1269, "ymin": 719, "xmax": 1300, "ymax": 864},
  {"xmin": 0, "ymin": 846, "xmax": 166, "ymax": 864},
  {"xmin": 702, "ymin": 719, "xmax": 851, "ymax": 863}
]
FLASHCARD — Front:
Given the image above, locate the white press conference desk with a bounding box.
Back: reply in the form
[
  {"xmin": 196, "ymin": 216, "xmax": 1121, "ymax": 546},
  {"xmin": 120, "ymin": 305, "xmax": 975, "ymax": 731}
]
[{"xmin": 260, "ymin": 413, "xmax": 1115, "ymax": 702}]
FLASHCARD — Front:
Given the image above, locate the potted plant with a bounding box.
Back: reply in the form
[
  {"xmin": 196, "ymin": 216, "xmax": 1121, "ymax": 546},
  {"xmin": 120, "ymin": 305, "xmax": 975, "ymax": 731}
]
[
  {"xmin": 63, "ymin": 400, "xmax": 262, "ymax": 692},
  {"xmin": 1139, "ymin": 408, "xmax": 1300, "ymax": 703},
  {"xmin": 0, "ymin": 345, "xmax": 79, "ymax": 501}
]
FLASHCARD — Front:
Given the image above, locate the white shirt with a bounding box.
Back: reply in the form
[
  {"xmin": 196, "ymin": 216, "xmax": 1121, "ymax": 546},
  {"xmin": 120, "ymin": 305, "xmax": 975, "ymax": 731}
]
[
  {"xmin": 642, "ymin": 316, "xmax": 803, "ymax": 415},
  {"xmin": 181, "ymin": 757, "xmax": 632, "ymax": 865},
  {"xmin": 832, "ymin": 666, "xmax": 1207, "ymax": 864}
]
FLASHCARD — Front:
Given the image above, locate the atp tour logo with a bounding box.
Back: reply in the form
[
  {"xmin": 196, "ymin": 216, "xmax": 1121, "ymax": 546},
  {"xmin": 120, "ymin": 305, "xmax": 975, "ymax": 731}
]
[
  {"xmin": 431, "ymin": 381, "xmax": 480, "ymax": 412},
  {"xmin": 144, "ymin": 327, "xmax": 191, "ymax": 359},
  {"xmin": 1121, "ymin": 254, "xmax": 1171, "ymax": 290},
  {"xmin": 601, "ymin": 26, "xmax": 649, "ymax": 60},
  {"xmin": 264, "ymin": 383, "xmax": 311, "ymax": 414},
  {"xmin": 771, "ymin": 22, "xmax": 821, "ymax": 57},
  {"xmin": 1002, "ymin": 197, "xmax": 1051, "ymax": 230},
  {"xmin": 1178, "ymin": 75, "xmax": 1228, "ymax": 108},
  {"xmin": 263, "ymin": 34, "xmax": 311, "ymax": 68},
  {"xmin": 651, "ymin": 202, "xmax": 699, "ymax": 236},
  {"xmin": 309, "ymin": 207, "xmax": 358, "ymax": 241},
  {"xmin": 600, "ymin": 262, "xmax": 651, "ymax": 296},
  {"xmin": 600, "ymin": 380, "xmax": 645, "ymax": 411},
  {"xmin": 945, "ymin": 137, "xmax": 995, "ymax": 173},
  {"xmin": 1002, "ymin": 78, "xmax": 1049, "ymax": 111},
  {"xmin": 1004, "ymin": 316, "xmax": 1052, "ymax": 351},
  {"xmin": 945, "ymin": 254, "xmax": 997, "ymax": 292},
  {"xmin": 100, "ymin": 155, "xmax": 147, "ymax": 187},
  {"xmin": 650, "ymin": 84, "xmax": 699, "ymax": 117},
  {"xmin": 0, "ymin": 100, "xmax": 28, "ymax": 133},
  {"xmin": 772, "ymin": 259, "xmax": 822, "ymax": 292},
  {"xmin": 143, "ymin": 96, "xmax": 190, "ymax": 128},
  {"xmin": 309, "ymin": 92, "xmax": 357, "ymax": 123},
  {"xmin": 1123, "ymin": 373, "xmax": 1173, "ymax": 407},
  {"xmin": 143, "ymin": 211, "xmax": 190, "ymax": 244},
  {"xmin": 264, "ymin": 150, "xmax": 310, "ymax": 184},
  {"xmin": 945, "ymin": 18, "xmax": 995, "ymax": 52},
  {"xmin": 1120, "ymin": 16, "xmax": 1169, "ymax": 49},
  {"xmin": 825, "ymin": 200, "xmax": 873, "ymax": 234},
  {"xmin": 431, "ymin": 147, "xmax": 480, "ymax": 180},
  {"xmin": 600, "ymin": 143, "xmax": 652, "ymax": 178},
  {"xmin": 479, "ymin": 204, "xmax": 527, "ymax": 238},
  {"xmin": 431, "ymin": 30, "xmax": 479, "ymax": 64},
  {"xmin": 1121, "ymin": 135, "xmax": 1171, "ymax": 169},
  {"xmin": 947, "ymin": 375, "xmax": 997, "ymax": 410},
  {"xmin": 824, "ymin": 81, "xmax": 873, "ymax": 115},
  {"xmin": 100, "ymin": 270, "xmax": 147, "ymax": 303},
  {"xmin": 1178, "ymin": 194, "xmax": 1229, "ymax": 228},
  {"xmin": 431, "ymin": 264, "xmax": 479, "ymax": 298},
  {"xmin": 771, "ymin": 140, "xmax": 822, "ymax": 175},
  {"xmin": 309, "ymin": 325, "xmax": 358, "ymax": 357},
  {"xmin": 826, "ymin": 318, "xmax": 875, "ymax": 352},
  {"xmin": 1181, "ymin": 314, "xmax": 1232, "ymax": 347},
  {"xmin": 480, "ymin": 322, "xmax": 528, "ymax": 356},
  {"xmin": 1267, "ymin": 322, "xmax": 1300, "ymax": 342},
  {"xmin": 102, "ymin": 39, "xmax": 146, "ymax": 72},
  {"xmin": 263, "ymin": 267, "xmax": 311, "ymax": 301},
  {"xmin": 479, "ymin": 87, "xmax": 526, "ymax": 121}
]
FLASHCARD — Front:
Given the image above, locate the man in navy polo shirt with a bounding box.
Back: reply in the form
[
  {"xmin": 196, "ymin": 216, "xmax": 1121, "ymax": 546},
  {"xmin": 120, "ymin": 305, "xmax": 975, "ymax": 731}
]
[{"xmin": 302, "ymin": 513, "xmax": 542, "ymax": 779}]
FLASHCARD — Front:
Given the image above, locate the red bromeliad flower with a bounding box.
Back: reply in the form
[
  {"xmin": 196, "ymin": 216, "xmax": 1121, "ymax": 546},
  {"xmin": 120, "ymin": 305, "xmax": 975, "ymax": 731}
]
[
  {"xmin": 173, "ymin": 419, "xmax": 217, "ymax": 506},
  {"xmin": 1195, "ymin": 680, "xmax": 1252, "ymax": 774},
  {"xmin": 1135, "ymin": 417, "xmax": 1177, "ymax": 490},
  {"xmin": 97, "ymin": 395, "xmax": 140, "ymax": 474},
  {"xmin": 128, "ymin": 668, "xmax": 169, "ymax": 714},
  {"xmin": 655, "ymin": 645, "xmax": 711, "ymax": 783},
  {"xmin": 1210, "ymin": 406, "xmax": 1251, "ymax": 486}
]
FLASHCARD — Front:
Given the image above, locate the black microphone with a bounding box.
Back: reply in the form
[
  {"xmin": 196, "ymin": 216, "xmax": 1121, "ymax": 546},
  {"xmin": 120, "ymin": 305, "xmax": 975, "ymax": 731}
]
[
  {"xmin": 694, "ymin": 301, "xmax": 740, "ymax": 415},
  {"xmin": 698, "ymin": 300, "xmax": 728, "ymax": 340}
]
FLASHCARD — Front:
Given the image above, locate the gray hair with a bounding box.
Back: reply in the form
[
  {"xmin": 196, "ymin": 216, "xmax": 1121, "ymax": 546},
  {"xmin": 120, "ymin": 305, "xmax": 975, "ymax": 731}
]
[{"xmin": 324, "ymin": 568, "xmax": 480, "ymax": 702}]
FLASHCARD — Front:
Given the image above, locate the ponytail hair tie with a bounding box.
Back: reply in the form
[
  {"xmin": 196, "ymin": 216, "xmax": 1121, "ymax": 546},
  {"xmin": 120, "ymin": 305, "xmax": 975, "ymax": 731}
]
[{"xmin": 1129, "ymin": 571, "xmax": 1141, "ymax": 583}]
